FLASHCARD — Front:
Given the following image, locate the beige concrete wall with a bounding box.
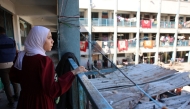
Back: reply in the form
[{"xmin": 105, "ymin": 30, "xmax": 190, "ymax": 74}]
[
  {"xmin": 0, "ymin": 1, "xmax": 30, "ymax": 50},
  {"xmin": 0, "ymin": 0, "xmax": 16, "ymax": 14}
]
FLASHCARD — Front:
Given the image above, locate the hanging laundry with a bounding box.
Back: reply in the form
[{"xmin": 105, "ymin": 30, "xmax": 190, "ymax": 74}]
[
  {"xmin": 118, "ymin": 40, "xmax": 128, "ymax": 51},
  {"xmin": 178, "ymin": 36, "xmax": 185, "ymax": 39},
  {"xmin": 117, "ymin": 16, "xmax": 124, "ymax": 22},
  {"xmin": 104, "ymin": 45, "xmax": 110, "ymax": 54},
  {"xmin": 170, "ymin": 37, "xmax": 174, "ymax": 42},
  {"xmin": 80, "ymin": 41, "xmax": 88, "ymax": 52},
  {"xmin": 185, "ymin": 21, "xmax": 190, "ymax": 28},
  {"xmin": 151, "ymin": 19, "xmax": 154, "ymax": 23},
  {"xmin": 141, "ymin": 20, "xmax": 151, "ymax": 28},
  {"xmin": 160, "ymin": 36, "xmax": 166, "ymax": 42},
  {"xmin": 143, "ymin": 40, "xmax": 153, "ymax": 49}
]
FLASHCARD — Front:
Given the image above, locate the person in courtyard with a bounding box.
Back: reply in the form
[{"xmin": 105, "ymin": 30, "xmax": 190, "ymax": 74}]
[
  {"xmin": 9, "ymin": 26, "xmax": 87, "ymax": 109},
  {"xmin": 0, "ymin": 26, "xmax": 19, "ymax": 107}
]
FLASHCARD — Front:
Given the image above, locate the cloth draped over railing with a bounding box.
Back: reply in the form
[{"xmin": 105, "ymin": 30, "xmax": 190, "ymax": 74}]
[
  {"xmin": 80, "ymin": 41, "xmax": 88, "ymax": 52},
  {"xmin": 117, "ymin": 40, "xmax": 128, "ymax": 51}
]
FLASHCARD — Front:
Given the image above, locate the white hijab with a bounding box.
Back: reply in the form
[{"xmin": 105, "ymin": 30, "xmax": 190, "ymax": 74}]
[{"xmin": 14, "ymin": 26, "xmax": 50, "ymax": 70}]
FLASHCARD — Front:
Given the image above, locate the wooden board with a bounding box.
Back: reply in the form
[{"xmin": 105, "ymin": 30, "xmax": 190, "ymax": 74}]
[
  {"xmin": 135, "ymin": 95, "xmax": 190, "ymax": 109},
  {"xmin": 89, "ymin": 64, "xmax": 190, "ymax": 109},
  {"xmin": 90, "ymin": 64, "xmax": 177, "ymax": 89}
]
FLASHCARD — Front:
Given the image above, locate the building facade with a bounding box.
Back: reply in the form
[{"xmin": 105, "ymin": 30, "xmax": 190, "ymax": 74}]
[
  {"xmin": 1, "ymin": 0, "xmax": 190, "ymax": 69},
  {"xmin": 79, "ymin": 0, "xmax": 190, "ymax": 68}
]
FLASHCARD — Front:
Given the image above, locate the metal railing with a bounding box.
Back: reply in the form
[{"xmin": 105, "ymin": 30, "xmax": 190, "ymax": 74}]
[
  {"xmin": 177, "ymin": 40, "xmax": 189, "ymax": 46},
  {"xmin": 79, "ymin": 18, "xmax": 189, "ymax": 29},
  {"xmin": 68, "ymin": 58, "xmax": 113, "ymax": 109},
  {"xmin": 81, "ymin": 40, "xmax": 190, "ymax": 52}
]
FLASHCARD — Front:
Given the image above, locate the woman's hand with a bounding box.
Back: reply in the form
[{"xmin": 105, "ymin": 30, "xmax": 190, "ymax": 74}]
[{"xmin": 71, "ymin": 66, "xmax": 88, "ymax": 75}]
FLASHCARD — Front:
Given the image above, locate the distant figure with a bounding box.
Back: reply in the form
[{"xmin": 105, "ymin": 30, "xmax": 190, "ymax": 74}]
[
  {"xmin": 87, "ymin": 60, "xmax": 89, "ymax": 70},
  {"xmin": 97, "ymin": 60, "xmax": 102, "ymax": 69},
  {"xmin": 0, "ymin": 26, "xmax": 19, "ymax": 107},
  {"xmin": 94, "ymin": 60, "xmax": 97, "ymax": 68}
]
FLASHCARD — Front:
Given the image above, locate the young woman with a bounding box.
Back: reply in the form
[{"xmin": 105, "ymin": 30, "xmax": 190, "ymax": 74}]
[{"xmin": 10, "ymin": 26, "xmax": 87, "ymax": 109}]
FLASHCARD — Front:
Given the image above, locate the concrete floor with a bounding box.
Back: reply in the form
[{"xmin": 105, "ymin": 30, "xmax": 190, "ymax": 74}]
[
  {"xmin": 160, "ymin": 62, "xmax": 190, "ymax": 72},
  {"xmin": 0, "ymin": 85, "xmax": 19, "ymax": 109}
]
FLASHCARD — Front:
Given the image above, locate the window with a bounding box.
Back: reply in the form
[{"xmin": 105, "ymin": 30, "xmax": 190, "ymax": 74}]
[
  {"xmin": 0, "ymin": 9, "xmax": 4, "ymax": 28},
  {"xmin": 102, "ymin": 12, "xmax": 108, "ymax": 18},
  {"xmin": 91, "ymin": 12, "xmax": 98, "ymax": 18},
  {"xmin": 186, "ymin": 17, "xmax": 190, "ymax": 21},
  {"xmin": 117, "ymin": 54, "xmax": 125, "ymax": 57},
  {"xmin": 80, "ymin": 12, "xmax": 84, "ymax": 18},
  {"xmin": 0, "ymin": 7, "xmax": 14, "ymax": 39},
  {"xmin": 81, "ymin": 55, "xmax": 86, "ymax": 57},
  {"xmin": 152, "ymin": 34, "xmax": 156, "ymax": 40},
  {"xmin": 20, "ymin": 19, "xmax": 31, "ymax": 45},
  {"xmin": 93, "ymin": 33, "xmax": 99, "ymax": 41},
  {"xmin": 170, "ymin": 16, "xmax": 175, "ymax": 21}
]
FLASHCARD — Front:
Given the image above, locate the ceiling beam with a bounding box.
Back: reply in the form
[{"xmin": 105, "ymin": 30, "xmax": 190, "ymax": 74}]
[{"xmin": 15, "ymin": 5, "xmax": 57, "ymax": 16}]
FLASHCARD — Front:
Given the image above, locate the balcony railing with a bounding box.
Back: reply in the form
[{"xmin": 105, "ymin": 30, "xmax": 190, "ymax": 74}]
[
  {"xmin": 160, "ymin": 21, "xmax": 175, "ymax": 28},
  {"xmin": 177, "ymin": 40, "xmax": 189, "ymax": 46},
  {"xmin": 79, "ymin": 18, "xmax": 190, "ymax": 29},
  {"xmin": 92, "ymin": 18, "xmax": 113, "ymax": 26},
  {"xmin": 81, "ymin": 40, "xmax": 190, "ymax": 51}
]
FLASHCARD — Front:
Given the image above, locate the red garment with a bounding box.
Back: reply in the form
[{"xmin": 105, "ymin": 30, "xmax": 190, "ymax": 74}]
[
  {"xmin": 118, "ymin": 40, "xmax": 128, "ymax": 51},
  {"xmin": 141, "ymin": 20, "xmax": 151, "ymax": 28},
  {"xmin": 9, "ymin": 54, "xmax": 75, "ymax": 109},
  {"xmin": 80, "ymin": 41, "xmax": 88, "ymax": 52}
]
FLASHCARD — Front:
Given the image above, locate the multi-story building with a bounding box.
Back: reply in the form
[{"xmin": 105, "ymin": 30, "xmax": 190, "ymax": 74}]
[
  {"xmin": 1, "ymin": 0, "xmax": 190, "ymax": 69},
  {"xmin": 79, "ymin": 0, "xmax": 190, "ymax": 68}
]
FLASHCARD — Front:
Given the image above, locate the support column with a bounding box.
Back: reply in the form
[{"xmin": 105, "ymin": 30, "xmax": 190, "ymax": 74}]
[
  {"xmin": 180, "ymin": 51, "xmax": 183, "ymax": 58},
  {"xmin": 108, "ymin": 11, "xmax": 112, "ymax": 19},
  {"xmin": 172, "ymin": 0, "xmax": 180, "ymax": 61},
  {"xmin": 58, "ymin": 0, "xmax": 80, "ymax": 108},
  {"xmin": 135, "ymin": 0, "xmax": 141, "ymax": 65},
  {"xmin": 167, "ymin": 15, "xmax": 170, "ymax": 21},
  {"xmin": 113, "ymin": 0, "xmax": 118, "ymax": 64},
  {"xmin": 149, "ymin": 53, "xmax": 151, "ymax": 63},
  {"xmin": 165, "ymin": 52, "xmax": 168, "ymax": 63},
  {"xmin": 188, "ymin": 51, "xmax": 190, "ymax": 63},
  {"xmin": 183, "ymin": 16, "xmax": 186, "ymax": 22},
  {"xmin": 58, "ymin": 0, "xmax": 80, "ymax": 59},
  {"xmin": 149, "ymin": 33, "xmax": 152, "ymax": 40},
  {"xmin": 130, "ymin": 13, "xmax": 134, "ymax": 18},
  {"xmin": 141, "ymin": 33, "xmax": 144, "ymax": 39},
  {"xmin": 108, "ymin": 33, "xmax": 113, "ymax": 41},
  {"xmin": 99, "ymin": 33, "xmax": 102, "ymax": 40},
  {"xmin": 162, "ymin": 16, "xmax": 165, "ymax": 21},
  {"xmin": 98, "ymin": 12, "xmax": 102, "ymax": 18},
  {"xmin": 99, "ymin": 54, "xmax": 102, "ymax": 60},
  {"xmin": 141, "ymin": 13, "xmax": 144, "ymax": 20},
  {"xmin": 88, "ymin": 0, "xmax": 92, "ymax": 69},
  {"xmin": 13, "ymin": 14, "xmax": 22, "ymax": 50},
  {"xmin": 84, "ymin": 10, "xmax": 88, "ymax": 18},
  {"xmin": 155, "ymin": 0, "xmax": 161, "ymax": 65},
  {"xmin": 150, "ymin": 15, "xmax": 153, "ymax": 19},
  {"xmin": 129, "ymin": 33, "xmax": 133, "ymax": 39}
]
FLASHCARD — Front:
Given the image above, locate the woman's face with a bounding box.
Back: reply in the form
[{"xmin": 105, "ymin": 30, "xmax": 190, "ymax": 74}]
[{"xmin": 43, "ymin": 32, "xmax": 54, "ymax": 51}]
